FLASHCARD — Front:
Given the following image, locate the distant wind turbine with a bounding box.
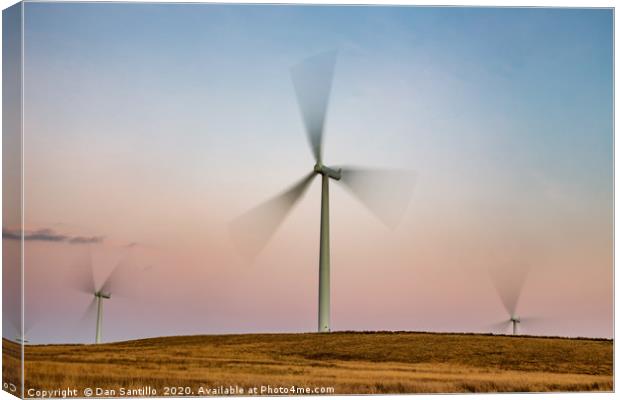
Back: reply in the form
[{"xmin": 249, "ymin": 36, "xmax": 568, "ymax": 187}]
[
  {"xmin": 231, "ymin": 51, "xmax": 416, "ymax": 333},
  {"xmin": 72, "ymin": 250, "xmax": 138, "ymax": 344},
  {"xmin": 488, "ymin": 261, "xmax": 540, "ymax": 335},
  {"xmin": 5, "ymin": 293, "xmax": 39, "ymax": 344},
  {"xmin": 6, "ymin": 317, "xmax": 32, "ymax": 344}
]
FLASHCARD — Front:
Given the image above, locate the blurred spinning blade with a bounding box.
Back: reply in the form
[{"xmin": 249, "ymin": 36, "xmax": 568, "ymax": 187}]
[
  {"xmin": 489, "ymin": 260, "xmax": 531, "ymax": 317},
  {"xmin": 78, "ymin": 296, "xmax": 98, "ymax": 329},
  {"xmin": 290, "ymin": 50, "xmax": 338, "ymax": 163},
  {"xmin": 100, "ymin": 250, "xmax": 142, "ymax": 299},
  {"xmin": 486, "ymin": 319, "xmax": 512, "ymax": 334},
  {"xmin": 69, "ymin": 248, "xmax": 96, "ymax": 295},
  {"xmin": 517, "ymin": 316, "xmax": 547, "ymax": 334},
  {"xmin": 230, "ymin": 172, "xmax": 316, "ymax": 258},
  {"xmin": 337, "ymin": 167, "xmax": 416, "ymax": 228}
]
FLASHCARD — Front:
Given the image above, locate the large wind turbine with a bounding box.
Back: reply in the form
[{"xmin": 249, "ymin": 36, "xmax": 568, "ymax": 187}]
[{"xmin": 231, "ymin": 51, "xmax": 415, "ymax": 333}]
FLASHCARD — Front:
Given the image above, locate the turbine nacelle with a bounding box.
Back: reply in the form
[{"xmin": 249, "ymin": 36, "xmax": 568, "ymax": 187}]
[
  {"xmin": 313, "ymin": 163, "xmax": 342, "ymax": 180},
  {"xmin": 95, "ymin": 291, "xmax": 111, "ymax": 299}
]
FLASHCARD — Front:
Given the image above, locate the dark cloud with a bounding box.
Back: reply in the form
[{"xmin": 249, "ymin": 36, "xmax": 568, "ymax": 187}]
[
  {"xmin": 26, "ymin": 229, "xmax": 67, "ymax": 242},
  {"xmin": 69, "ymin": 236, "xmax": 105, "ymax": 244},
  {"xmin": 2, "ymin": 228, "xmax": 104, "ymax": 245},
  {"xmin": 2, "ymin": 230, "xmax": 20, "ymax": 240}
]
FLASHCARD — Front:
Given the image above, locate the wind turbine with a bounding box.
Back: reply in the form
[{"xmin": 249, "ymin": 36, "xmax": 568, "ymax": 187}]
[
  {"xmin": 5, "ymin": 286, "xmax": 39, "ymax": 344},
  {"xmin": 6, "ymin": 319, "xmax": 31, "ymax": 344},
  {"xmin": 488, "ymin": 261, "xmax": 537, "ymax": 335},
  {"xmin": 231, "ymin": 51, "xmax": 416, "ymax": 333},
  {"xmin": 72, "ymin": 249, "xmax": 136, "ymax": 344},
  {"xmin": 489, "ymin": 310, "xmax": 542, "ymax": 336}
]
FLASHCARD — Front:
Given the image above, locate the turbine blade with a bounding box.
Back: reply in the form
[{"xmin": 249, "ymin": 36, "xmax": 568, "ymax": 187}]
[
  {"xmin": 23, "ymin": 300, "xmax": 38, "ymax": 338},
  {"xmin": 79, "ymin": 297, "xmax": 97, "ymax": 324},
  {"xmin": 5, "ymin": 318, "xmax": 19, "ymax": 340},
  {"xmin": 69, "ymin": 248, "xmax": 96, "ymax": 295},
  {"xmin": 337, "ymin": 166, "xmax": 416, "ymax": 228},
  {"xmin": 5, "ymin": 303, "xmax": 23, "ymax": 339},
  {"xmin": 489, "ymin": 260, "xmax": 531, "ymax": 317},
  {"xmin": 101, "ymin": 251, "xmax": 135, "ymax": 298},
  {"xmin": 290, "ymin": 51, "xmax": 338, "ymax": 163},
  {"xmin": 515, "ymin": 316, "xmax": 551, "ymax": 336},
  {"xmin": 73, "ymin": 296, "xmax": 98, "ymax": 343},
  {"xmin": 486, "ymin": 319, "xmax": 512, "ymax": 334},
  {"xmin": 230, "ymin": 172, "xmax": 316, "ymax": 258},
  {"xmin": 519, "ymin": 316, "xmax": 545, "ymax": 327},
  {"xmin": 519, "ymin": 316, "xmax": 542, "ymax": 323}
]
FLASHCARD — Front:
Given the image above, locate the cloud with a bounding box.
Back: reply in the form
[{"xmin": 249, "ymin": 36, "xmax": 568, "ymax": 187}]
[
  {"xmin": 2, "ymin": 230, "xmax": 20, "ymax": 240},
  {"xmin": 68, "ymin": 236, "xmax": 105, "ymax": 244},
  {"xmin": 2, "ymin": 228, "xmax": 104, "ymax": 244},
  {"xmin": 25, "ymin": 229, "xmax": 67, "ymax": 242}
]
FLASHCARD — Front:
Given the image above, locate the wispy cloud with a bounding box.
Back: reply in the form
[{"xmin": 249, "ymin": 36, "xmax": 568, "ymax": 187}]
[
  {"xmin": 2, "ymin": 228, "xmax": 104, "ymax": 244},
  {"xmin": 1, "ymin": 230, "xmax": 21, "ymax": 240},
  {"xmin": 68, "ymin": 235, "xmax": 104, "ymax": 244}
]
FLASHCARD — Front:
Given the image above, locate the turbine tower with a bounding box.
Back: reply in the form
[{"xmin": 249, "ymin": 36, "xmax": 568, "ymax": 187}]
[
  {"xmin": 94, "ymin": 290, "xmax": 111, "ymax": 344},
  {"xmin": 509, "ymin": 315, "xmax": 520, "ymax": 335},
  {"xmin": 231, "ymin": 51, "xmax": 416, "ymax": 333}
]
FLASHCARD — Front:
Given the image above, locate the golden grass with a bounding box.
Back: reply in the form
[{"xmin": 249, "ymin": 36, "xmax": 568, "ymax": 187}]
[{"xmin": 3, "ymin": 332, "xmax": 613, "ymax": 396}]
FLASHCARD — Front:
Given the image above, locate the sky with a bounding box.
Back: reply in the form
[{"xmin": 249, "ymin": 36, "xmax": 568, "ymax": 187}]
[{"xmin": 2, "ymin": 4, "xmax": 613, "ymax": 343}]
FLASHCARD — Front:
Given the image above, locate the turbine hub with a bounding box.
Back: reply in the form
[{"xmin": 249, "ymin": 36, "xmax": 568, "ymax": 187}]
[
  {"xmin": 95, "ymin": 291, "xmax": 111, "ymax": 299},
  {"xmin": 313, "ymin": 163, "xmax": 342, "ymax": 180}
]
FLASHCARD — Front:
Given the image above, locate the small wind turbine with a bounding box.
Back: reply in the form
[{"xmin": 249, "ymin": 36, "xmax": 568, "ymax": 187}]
[
  {"xmin": 13, "ymin": 320, "xmax": 33, "ymax": 343},
  {"xmin": 72, "ymin": 249, "xmax": 136, "ymax": 344},
  {"xmin": 231, "ymin": 51, "xmax": 416, "ymax": 333},
  {"xmin": 7, "ymin": 320, "xmax": 31, "ymax": 344},
  {"xmin": 488, "ymin": 261, "xmax": 538, "ymax": 335},
  {"xmin": 5, "ymin": 294, "xmax": 39, "ymax": 344},
  {"xmin": 489, "ymin": 311, "xmax": 542, "ymax": 336}
]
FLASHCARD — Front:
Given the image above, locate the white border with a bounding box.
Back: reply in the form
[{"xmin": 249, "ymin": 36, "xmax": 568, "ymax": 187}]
[{"xmin": 0, "ymin": 1, "xmax": 615, "ymax": 400}]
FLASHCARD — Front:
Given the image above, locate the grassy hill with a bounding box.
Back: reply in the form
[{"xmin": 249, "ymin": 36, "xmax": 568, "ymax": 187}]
[{"xmin": 3, "ymin": 332, "xmax": 613, "ymax": 396}]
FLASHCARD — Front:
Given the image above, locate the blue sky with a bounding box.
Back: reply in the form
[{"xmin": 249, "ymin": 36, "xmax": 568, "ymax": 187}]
[
  {"xmin": 8, "ymin": 4, "xmax": 613, "ymax": 342},
  {"xmin": 23, "ymin": 4, "xmax": 612, "ymax": 190}
]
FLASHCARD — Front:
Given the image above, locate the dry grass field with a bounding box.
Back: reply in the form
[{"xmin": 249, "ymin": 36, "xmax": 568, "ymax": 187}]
[{"xmin": 2, "ymin": 332, "xmax": 613, "ymax": 396}]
